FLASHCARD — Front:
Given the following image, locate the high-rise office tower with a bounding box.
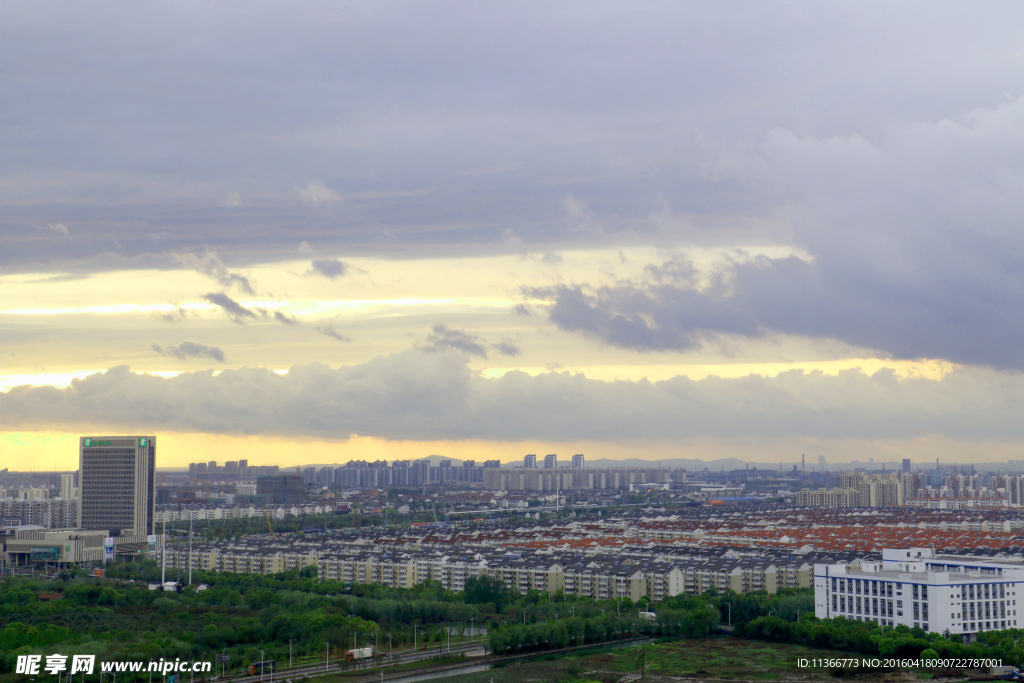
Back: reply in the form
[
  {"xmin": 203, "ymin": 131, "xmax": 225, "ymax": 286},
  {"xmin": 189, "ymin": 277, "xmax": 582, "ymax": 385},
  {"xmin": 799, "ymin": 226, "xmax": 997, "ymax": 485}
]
[
  {"xmin": 59, "ymin": 473, "xmax": 77, "ymax": 500},
  {"xmin": 257, "ymin": 475, "xmax": 306, "ymax": 504},
  {"xmin": 78, "ymin": 435, "xmax": 156, "ymax": 537},
  {"xmin": 571, "ymin": 454, "xmax": 585, "ymax": 469},
  {"xmin": 524, "ymin": 454, "xmax": 537, "ymax": 468},
  {"xmin": 902, "ymin": 459, "xmax": 911, "ymax": 473},
  {"xmin": 544, "ymin": 454, "xmax": 557, "ymax": 469}
]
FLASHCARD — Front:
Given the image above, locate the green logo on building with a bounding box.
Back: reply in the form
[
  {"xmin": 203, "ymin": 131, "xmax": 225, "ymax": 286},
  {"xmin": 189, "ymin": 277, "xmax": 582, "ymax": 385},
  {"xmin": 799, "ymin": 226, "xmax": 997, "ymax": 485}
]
[
  {"xmin": 84, "ymin": 438, "xmax": 92, "ymax": 447},
  {"xmin": 140, "ymin": 437, "xmax": 147, "ymax": 447}
]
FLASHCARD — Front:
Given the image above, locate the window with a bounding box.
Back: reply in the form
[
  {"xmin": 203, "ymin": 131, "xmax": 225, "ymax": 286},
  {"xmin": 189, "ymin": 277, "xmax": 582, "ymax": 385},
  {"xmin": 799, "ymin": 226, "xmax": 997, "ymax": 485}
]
[
  {"xmin": 985, "ymin": 584, "xmax": 991, "ymax": 599},
  {"xmin": 913, "ymin": 585, "xmax": 919, "ymax": 599},
  {"xmin": 1001, "ymin": 584, "xmax": 1006, "ymax": 598},
  {"xmin": 856, "ymin": 580, "xmax": 861, "ymax": 594},
  {"xmin": 970, "ymin": 585, "xmax": 975, "ymax": 599},
  {"xmin": 923, "ymin": 603, "xmax": 929, "ymax": 619},
  {"xmin": 914, "ymin": 602, "xmax": 920, "ymax": 619},
  {"xmin": 833, "ymin": 595, "xmax": 838, "ymax": 611},
  {"xmin": 832, "ymin": 577, "xmax": 837, "ymax": 591},
  {"xmin": 922, "ymin": 585, "xmax": 928, "ymax": 600},
  {"xmin": 887, "ymin": 583, "xmax": 893, "ymax": 597},
  {"xmin": 872, "ymin": 581, "xmax": 878, "ymax": 596}
]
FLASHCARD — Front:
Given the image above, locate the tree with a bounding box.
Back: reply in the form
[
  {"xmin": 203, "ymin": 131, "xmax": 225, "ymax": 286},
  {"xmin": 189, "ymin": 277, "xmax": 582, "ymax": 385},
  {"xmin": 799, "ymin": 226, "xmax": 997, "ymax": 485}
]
[{"xmin": 464, "ymin": 576, "xmax": 513, "ymax": 611}]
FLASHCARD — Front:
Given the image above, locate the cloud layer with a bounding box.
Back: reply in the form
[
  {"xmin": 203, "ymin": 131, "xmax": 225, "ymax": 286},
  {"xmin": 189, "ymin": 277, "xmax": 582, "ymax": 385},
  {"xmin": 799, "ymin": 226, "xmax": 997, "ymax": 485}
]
[
  {"xmin": 529, "ymin": 96, "xmax": 1024, "ymax": 369},
  {"xmin": 2, "ymin": 351, "xmax": 1023, "ymax": 441}
]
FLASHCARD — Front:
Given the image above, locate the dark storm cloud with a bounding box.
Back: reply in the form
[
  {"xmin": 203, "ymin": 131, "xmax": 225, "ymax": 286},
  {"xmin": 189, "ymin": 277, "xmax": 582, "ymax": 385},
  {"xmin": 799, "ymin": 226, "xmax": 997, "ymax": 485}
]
[
  {"xmin": 2, "ymin": 352, "xmax": 1023, "ymax": 441},
  {"xmin": 152, "ymin": 341, "xmax": 226, "ymax": 362},
  {"xmin": 7, "ymin": 3, "xmax": 1024, "ymax": 371},
  {"xmin": 310, "ymin": 258, "xmax": 348, "ymax": 279},
  {"xmin": 530, "ymin": 100, "xmax": 1024, "ymax": 368},
  {"xmin": 201, "ymin": 292, "xmax": 258, "ymax": 323}
]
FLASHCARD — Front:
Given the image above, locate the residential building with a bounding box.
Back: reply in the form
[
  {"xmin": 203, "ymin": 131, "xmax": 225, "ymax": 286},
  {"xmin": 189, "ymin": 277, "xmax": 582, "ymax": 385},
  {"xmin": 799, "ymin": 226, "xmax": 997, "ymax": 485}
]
[{"xmin": 60, "ymin": 473, "xmax": 77, "ymax": 500}]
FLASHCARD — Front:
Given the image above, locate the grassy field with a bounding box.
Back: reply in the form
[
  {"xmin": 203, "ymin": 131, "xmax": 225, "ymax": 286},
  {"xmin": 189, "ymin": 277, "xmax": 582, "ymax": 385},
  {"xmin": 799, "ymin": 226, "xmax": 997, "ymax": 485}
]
[{"xmin": 433, "ymin": 637, "xmax": 930, "ymax": 683}]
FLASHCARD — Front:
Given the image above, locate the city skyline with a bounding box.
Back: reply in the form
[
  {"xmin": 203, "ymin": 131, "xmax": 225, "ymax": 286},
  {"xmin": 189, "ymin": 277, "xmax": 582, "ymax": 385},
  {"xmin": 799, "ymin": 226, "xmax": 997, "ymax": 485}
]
[{"xmin": 4, "ymin": 3, "xmax": 1024, "ymax": 470}]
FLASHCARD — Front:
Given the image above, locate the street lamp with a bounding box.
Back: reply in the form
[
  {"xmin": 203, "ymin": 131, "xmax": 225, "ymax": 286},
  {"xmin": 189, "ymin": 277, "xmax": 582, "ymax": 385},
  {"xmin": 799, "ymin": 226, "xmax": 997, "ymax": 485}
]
[
  {"xmin": 289, "ymin": 640, "xmax": 294, "ymax": 668},
  {"xmin": 259, "ymin": 650, "xmax": 265, "ymax": 683}
]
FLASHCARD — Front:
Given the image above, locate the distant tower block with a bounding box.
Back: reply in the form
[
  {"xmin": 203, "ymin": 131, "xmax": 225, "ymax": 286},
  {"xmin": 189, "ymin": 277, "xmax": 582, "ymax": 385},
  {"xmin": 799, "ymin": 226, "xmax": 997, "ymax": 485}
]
[
  {"xmin": 79, "ymin": 435, "xmax": 156, "ymax": 536},
  {"xmin": 543, "ymin": 454, "xmax": 557, "ymax": 469},
  {"xmin": 523, "ymin": 454, "xmax": 537, "ymax": 468},
  {"xmin": 571, "ymin": 454, "xmax": 585, "ymax": 469}
]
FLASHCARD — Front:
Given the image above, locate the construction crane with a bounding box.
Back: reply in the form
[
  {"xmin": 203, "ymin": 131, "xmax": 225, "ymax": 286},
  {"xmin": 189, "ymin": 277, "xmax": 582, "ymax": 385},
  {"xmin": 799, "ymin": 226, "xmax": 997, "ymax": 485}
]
[{"xmin": 264, "ymin": 507, "xmax": 274, "ymax": 534}]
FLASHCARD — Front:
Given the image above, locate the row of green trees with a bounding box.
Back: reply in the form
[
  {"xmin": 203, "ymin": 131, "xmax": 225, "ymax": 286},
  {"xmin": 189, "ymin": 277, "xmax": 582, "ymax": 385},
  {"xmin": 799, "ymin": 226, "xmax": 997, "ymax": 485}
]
[{"xmin": 486, "ymin": 606, "xmax": 720, "ymax": 654}]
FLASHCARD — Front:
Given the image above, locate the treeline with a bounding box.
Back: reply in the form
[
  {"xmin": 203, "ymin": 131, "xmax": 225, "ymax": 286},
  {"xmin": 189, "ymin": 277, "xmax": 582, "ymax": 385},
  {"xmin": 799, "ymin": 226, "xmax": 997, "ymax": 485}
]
[{"xmin": 486, "ymin": 607, "xmax": 719, "ymax": 654}]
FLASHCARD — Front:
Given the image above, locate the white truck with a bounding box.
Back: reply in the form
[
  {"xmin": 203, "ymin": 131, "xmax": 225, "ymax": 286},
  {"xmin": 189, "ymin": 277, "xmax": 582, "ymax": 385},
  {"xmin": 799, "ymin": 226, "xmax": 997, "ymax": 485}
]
[
  {"xmin": 345, "ymin": 647, "xmax": 374, "ymax": 662},
  {"xmin": 989, "ymin": 665, "xmax": 1021, "ymax": 680}
]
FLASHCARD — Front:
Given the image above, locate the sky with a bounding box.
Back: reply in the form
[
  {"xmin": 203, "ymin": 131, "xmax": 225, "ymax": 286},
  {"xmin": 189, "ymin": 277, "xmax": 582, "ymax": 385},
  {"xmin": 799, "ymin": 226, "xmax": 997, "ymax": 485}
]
[{"xmin": 3, "ymin": 1, "xmax": 1024, "ymax": 470}]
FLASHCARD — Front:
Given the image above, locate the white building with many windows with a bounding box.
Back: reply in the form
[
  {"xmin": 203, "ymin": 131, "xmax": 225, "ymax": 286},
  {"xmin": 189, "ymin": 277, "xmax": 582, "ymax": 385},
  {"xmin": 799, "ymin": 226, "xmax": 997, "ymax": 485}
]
[{"xmin": 815, "ymin": 548, "xmax": 1023, "ymax": 640}]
